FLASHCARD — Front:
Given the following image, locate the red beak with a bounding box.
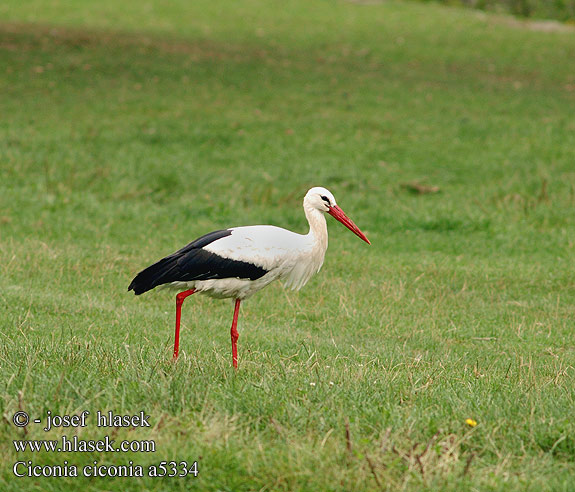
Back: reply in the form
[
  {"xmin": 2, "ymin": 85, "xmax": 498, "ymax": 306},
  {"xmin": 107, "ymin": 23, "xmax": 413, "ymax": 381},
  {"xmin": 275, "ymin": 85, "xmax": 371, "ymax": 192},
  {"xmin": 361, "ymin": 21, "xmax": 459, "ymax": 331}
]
[{"xmin": 327, "ymin": 205, "xmax": 371, "ymax": 245}]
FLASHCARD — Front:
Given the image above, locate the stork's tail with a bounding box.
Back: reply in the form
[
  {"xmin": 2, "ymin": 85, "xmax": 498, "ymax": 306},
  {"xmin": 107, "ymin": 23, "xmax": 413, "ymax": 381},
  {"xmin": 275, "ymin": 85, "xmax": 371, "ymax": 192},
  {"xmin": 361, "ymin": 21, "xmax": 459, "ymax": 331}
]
[{"xmin": 128, "ymin": 256, "xmax": 179, "ymax": 295}]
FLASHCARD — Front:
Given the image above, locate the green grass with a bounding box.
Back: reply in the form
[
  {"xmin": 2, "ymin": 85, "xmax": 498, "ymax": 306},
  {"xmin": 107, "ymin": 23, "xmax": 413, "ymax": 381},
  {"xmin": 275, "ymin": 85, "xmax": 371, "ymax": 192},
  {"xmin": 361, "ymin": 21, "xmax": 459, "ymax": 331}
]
[
  {"xmin": 1, "ymin": 0, "xmax": 575, "ymax": 490},
  {"xmin": 419, "ymin": 0, "xmax": 575, "ymax": 22}
]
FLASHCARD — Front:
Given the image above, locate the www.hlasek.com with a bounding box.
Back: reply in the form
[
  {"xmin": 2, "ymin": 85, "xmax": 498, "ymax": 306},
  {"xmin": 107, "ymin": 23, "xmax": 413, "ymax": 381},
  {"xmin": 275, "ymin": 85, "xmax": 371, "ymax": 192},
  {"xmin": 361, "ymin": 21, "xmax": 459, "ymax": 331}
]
[{"xmin": 11, "ymin": 410, "xmax": 199, "ymax": 478}]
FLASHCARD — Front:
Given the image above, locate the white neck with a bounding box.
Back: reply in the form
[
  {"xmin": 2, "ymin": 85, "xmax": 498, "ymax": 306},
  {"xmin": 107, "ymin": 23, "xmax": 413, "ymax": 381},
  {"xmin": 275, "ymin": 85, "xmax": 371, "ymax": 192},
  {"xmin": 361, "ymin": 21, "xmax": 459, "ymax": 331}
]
[
  {"xmin": 280, "ymin": 200, "xmax": 329, "ymax": 291},
  {"xmin": 304, "ymin": 202, "xmax": 328, "ymax": 254}
]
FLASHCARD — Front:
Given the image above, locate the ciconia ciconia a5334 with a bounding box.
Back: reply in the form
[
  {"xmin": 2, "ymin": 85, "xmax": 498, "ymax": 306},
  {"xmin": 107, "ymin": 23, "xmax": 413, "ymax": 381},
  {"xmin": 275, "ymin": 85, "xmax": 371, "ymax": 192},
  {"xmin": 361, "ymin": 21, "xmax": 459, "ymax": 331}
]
[{"xmin": 128, "ymin": 187, "xmax": 370, "ymax": 368}]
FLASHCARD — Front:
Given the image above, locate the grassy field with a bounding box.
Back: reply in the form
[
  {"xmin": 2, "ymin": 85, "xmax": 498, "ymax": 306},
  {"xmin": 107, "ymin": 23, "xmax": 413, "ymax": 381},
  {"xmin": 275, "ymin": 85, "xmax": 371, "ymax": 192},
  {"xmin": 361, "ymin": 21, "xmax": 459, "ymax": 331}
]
[
  {"xmin": 421, "ymin": 0, "xmax": 575, "ymax": 22},
  {"xmin": 1, "ymin": 0, "xmax": 575, "ymax": 490}
]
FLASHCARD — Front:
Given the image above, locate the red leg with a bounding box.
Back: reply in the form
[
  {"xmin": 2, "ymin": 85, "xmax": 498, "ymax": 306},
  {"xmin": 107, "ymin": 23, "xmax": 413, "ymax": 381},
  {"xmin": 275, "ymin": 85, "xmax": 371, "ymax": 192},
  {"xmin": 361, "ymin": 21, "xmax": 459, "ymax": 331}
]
[
  {"xmin": 173, "ymin": 289, "xmax": 196, "ymax": 359},
  {"xmin": 231, "ymin": 299, "xmax": 241, "ymax": 369}
]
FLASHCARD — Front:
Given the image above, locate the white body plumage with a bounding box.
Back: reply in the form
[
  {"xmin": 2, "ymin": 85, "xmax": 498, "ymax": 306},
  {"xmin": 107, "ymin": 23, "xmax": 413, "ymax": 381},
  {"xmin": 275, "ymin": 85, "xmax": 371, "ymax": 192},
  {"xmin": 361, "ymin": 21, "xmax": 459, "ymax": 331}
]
[{"xmin": 168, "ymin": 191, "xmax": 330, "ymax": 300}]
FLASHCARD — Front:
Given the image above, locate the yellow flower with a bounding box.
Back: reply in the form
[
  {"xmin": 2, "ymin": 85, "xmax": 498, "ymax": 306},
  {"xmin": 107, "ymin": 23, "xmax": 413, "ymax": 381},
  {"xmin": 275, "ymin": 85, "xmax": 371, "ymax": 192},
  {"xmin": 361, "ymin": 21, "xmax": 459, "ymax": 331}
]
[{"xmin": 465, "ymin": 418, "xmax": 477, "ymax": 427}]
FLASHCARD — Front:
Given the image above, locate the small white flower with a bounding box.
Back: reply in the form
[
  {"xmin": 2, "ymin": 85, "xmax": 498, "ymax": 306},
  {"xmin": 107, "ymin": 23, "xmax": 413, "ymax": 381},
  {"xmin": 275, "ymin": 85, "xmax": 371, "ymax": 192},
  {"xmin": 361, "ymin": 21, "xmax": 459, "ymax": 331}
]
[
  {"xmin": 329, "ymin": 381, "xmax": 334, "ymax": 386},
  {"xmin": 309, "ymin": 382, "xmax": 316, "ymax": 387}
]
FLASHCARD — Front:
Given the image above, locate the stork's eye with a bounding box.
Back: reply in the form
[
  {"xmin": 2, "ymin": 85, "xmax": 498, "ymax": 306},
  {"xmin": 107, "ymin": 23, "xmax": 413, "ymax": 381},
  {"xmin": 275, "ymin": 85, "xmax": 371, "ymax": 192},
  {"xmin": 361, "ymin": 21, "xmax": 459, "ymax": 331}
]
[{"xmin": 320, "ymin": 195, "xmax": 331, "ymax": 206}]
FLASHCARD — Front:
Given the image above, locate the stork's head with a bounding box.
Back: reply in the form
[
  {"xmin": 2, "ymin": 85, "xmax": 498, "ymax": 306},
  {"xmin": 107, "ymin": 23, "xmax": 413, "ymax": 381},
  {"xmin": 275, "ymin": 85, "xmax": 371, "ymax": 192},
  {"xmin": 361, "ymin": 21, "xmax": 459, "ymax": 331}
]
[{"xmin": 305, "ymin": 187, "xmax": 371, "ymax": 245}]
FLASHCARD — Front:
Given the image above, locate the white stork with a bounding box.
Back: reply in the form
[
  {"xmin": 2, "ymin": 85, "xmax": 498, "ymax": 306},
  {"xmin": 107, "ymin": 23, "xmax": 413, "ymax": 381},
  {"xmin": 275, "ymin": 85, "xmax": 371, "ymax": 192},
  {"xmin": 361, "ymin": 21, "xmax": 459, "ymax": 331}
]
[{"xmin": 128, "ymin": 187, "xmax": 370, "ymax": 368}]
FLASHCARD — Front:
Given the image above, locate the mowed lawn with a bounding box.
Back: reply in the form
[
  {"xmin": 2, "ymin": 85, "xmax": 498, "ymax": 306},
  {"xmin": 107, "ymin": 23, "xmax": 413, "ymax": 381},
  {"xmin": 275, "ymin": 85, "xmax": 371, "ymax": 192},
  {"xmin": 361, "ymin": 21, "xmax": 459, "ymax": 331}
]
[{"xmin": 1, "ymin": 0, "xmax": 575, "ymax": 490}]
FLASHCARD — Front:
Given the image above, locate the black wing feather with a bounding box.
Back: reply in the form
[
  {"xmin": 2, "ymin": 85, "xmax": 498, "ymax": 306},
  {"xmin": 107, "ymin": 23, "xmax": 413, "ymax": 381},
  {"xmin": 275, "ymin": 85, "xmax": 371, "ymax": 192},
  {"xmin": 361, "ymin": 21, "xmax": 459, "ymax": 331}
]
[{"xmin": 128, "ymin": 229, "xmax": 268, "ymax": 295}]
